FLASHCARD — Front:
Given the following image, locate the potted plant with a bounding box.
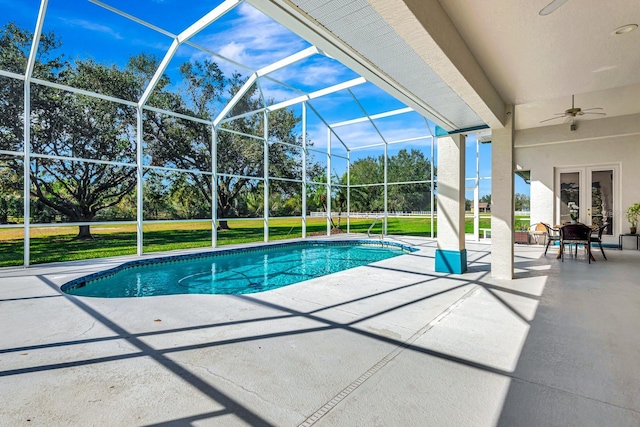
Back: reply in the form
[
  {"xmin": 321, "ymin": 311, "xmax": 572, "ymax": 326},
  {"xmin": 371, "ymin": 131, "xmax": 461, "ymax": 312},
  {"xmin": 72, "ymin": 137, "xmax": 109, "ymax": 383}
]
[
  {"xmin": 567, "ymin": 201, "xmax": 579, "ymax": 224},
  {"xmin": 626, "ymin": 203, "xmax": 640, "ymax": 234}
]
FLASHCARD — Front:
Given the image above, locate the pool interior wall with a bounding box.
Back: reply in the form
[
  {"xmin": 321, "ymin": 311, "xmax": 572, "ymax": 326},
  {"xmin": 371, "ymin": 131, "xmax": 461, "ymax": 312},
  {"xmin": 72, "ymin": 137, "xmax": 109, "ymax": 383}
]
[{"xmin": 62, "ymin": 240, "xmax": 417, "ymax": 298}]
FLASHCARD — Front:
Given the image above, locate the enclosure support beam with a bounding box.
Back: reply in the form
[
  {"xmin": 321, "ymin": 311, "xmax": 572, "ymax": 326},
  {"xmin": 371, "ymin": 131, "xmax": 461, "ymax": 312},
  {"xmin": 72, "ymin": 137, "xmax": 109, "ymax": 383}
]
[
  {"xmin": 213, "ymin": 73, "xmax": 258, "ymax": 127},
  {"xmin": 423, "ymin": 119, "xmax": 436, "ymax": 240},
  {"xmin": 474, "ymin": 138, "xmax": 480, "ymax": 241},
  {"xmin": 136, "ymin": 107, "xmax": 144, "ymax": 255},
  {"xmin": 257, "ymin": 46, "xmax": 320, "ymax": 77},
  {"xmin": 22, "ymin": 0, "xmax": 49, "ymax": 267},
  {"xmin": 264, "ymin": 111, "xmax": 269, "ymax": 242},
  {"xmin": 347, "ymin": 150, "xmax": 351, "ymax": 234},
  {"xmin": 330, "ymin": 107, "xmax": 413, "ymax": 128},
  {"xmin": 435, "ymin": 133, "xmax": 466, "ymax": 274},
  {"xmin": 491, "ymin": 105, "xmax": 515, "ymax": 279},
  {"xmin": 176, "ymin": 0, "xmax": 240, "ymax": 43},
  {"xmin": 383, "ymin": 142, "xmax": 388, "ymax": 235},
  {"xmin": 23, "ymin": 83, "xmax": 31, "ymax": 267},
  {"xmin": 139, "ymin": 0, "xmax": 240, "ymax": 108},
  {"xmin": 138, "ymin": 39, "xmax": 179, "ymax": 107},
  {"xmin": 326, "ymin": 128, "xmax": 332, "ymax": 236},
  {"xmin": 212, "ymin": 127, "xmax": 218, "ymax": 247},
  {"xmin": 301, "ymin": 103, "xmax": 307, "ymax": 239},
  {"xmin": 430, "ymin": 136, "xmax": 435, "ymax": 239},
  {"xmin": 267, "ymin": 77, "xmax": 366, "ymax": 112}
]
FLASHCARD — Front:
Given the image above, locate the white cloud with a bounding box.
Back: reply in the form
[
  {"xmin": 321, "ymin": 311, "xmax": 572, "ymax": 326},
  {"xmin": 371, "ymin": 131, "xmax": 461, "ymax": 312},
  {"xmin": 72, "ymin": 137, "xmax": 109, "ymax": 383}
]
[
  {"xmin": 195, "ymin": 3, "xmax": 306, "ymax": 70},
  {"xmin": 269, "ymin": 62, "xmax": 346, "ymax": 88},
  {"xmin": 187, "ymin": 3, "xmax": 358, "ymax": 92},
  {"xmin": 61, "ymin": 18, "xmax": 123, "ymax": 40}
]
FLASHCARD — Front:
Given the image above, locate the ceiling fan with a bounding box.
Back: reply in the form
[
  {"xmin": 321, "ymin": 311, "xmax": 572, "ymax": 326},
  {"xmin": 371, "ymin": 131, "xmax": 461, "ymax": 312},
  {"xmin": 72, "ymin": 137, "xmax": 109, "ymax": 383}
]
[
  {"xmin": 539, "ymin": 95, "xmax": 606, "ymax": 128},
  {"xmin": 539, "ymin": 0, "xmax": 568, "ymax": 16}
]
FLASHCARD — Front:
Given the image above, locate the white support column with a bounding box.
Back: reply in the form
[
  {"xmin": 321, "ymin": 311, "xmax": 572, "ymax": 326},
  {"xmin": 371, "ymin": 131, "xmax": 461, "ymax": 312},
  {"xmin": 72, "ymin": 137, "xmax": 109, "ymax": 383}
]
[
  {"xmin": 491, "ymin": 105, "xmax": 515, "ymax": 279},
  {"xmin": 136, "ymin": 107, "xmax": 144, "ymax": 255},
  {"xmin": 301, "ymin": 102, "xmax": 307, "ymax": 239},
  {"xmin": 326, "ymin": 128, "xmax": 332, "ymax": 235},
  {"xmin": 263, "ymin": 111, "xmax": 269, "ymax": 242},
  {"xmin": 435, "ymin": 133, "xmax": 467, "ymax": 274},
  {"xmin": 212, "ymin": 126, "xmax": 218, "ymax": 247}
]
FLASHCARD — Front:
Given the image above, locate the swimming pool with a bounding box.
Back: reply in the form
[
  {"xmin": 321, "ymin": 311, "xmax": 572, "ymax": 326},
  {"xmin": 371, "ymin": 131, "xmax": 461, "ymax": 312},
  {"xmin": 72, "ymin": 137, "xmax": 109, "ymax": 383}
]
[{"xmin": 62, "ymin": 240, "xmax": 416, "ymax": 298}]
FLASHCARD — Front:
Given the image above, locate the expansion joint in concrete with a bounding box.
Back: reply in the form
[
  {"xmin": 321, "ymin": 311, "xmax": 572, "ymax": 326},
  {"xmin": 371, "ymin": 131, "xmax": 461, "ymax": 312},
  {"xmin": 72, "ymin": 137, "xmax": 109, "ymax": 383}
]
[{"xmin": 298, "ymin": 285, "xmax": 481, "ymax": 426}]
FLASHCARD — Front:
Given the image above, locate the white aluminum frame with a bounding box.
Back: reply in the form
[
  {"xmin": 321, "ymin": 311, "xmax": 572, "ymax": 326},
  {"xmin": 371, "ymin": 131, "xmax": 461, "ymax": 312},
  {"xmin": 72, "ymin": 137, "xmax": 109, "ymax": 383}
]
[{"xmin": 0, "ymin": 0, "xmax": 451, "ymax": 268}]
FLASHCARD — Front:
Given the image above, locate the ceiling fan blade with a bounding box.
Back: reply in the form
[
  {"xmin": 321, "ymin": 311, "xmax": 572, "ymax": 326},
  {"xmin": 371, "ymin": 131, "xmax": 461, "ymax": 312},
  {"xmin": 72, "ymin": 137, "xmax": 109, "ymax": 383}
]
[
  {"xmin": 582, "ymin": 107, "xmax": 604, "ymax": 111},
  {"xmin": 539, "ymin": 0, "xmax": 568, "ymax": 16},
  {"xmin": 583, "ymin": 112, "xmax": 606, "ymax": 116},
  {"xmin": 540, "ymin": 115, "xmax": 566, "ymax": 123}
]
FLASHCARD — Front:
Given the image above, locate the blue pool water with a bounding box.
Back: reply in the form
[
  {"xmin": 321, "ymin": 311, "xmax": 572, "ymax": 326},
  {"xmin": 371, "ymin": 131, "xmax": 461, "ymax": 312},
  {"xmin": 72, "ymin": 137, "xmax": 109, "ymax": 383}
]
[{"xmin": 62, "ymin": 241, "xmax": 415, "ymax": 298}]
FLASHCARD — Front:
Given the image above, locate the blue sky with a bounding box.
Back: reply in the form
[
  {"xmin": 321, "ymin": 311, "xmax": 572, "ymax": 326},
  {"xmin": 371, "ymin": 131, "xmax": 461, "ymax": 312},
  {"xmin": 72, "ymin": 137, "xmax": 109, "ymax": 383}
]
[{"xmin": 1, "ymin": 0, "xmax": 529, "ymax": 197}]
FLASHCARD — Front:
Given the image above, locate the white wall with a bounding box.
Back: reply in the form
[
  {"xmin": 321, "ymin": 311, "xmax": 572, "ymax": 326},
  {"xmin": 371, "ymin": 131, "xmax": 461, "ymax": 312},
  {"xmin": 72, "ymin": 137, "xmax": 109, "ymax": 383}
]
[{"xmin": 514, "ymin": 113, "xmax": 640, "ymax": 238}]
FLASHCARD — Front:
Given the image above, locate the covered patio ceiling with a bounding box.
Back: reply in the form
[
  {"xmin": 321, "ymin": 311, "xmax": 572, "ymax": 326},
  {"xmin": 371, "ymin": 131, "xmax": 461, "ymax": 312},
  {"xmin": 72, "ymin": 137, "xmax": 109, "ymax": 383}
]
[{"xmin": 248, "ymin": 0, "xmax": 640, "ymax": 132}]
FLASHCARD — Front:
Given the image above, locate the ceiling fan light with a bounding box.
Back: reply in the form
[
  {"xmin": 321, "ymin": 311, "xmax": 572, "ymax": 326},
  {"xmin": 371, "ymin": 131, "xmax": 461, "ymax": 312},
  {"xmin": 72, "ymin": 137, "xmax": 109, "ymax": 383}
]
[{"xmin": 612, "ymin": 24, "xmax": 638, "ymax": 35}]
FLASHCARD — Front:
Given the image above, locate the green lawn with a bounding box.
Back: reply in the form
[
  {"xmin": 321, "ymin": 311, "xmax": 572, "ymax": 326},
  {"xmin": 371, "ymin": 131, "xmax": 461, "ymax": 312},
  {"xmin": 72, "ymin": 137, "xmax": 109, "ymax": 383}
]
[{"xmin": 0, "ymin": 214, "xmax": 519, "ymax": 267}]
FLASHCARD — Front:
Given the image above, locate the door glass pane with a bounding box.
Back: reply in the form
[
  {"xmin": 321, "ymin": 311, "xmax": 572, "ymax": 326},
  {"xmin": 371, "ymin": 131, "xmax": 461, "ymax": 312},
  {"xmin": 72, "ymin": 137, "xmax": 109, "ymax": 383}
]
[
  {"xmin": 591, "ymin": 170, "xmax": 614, "ymax": 235},
  {"xmin": 560, "ymin": 172, "xmax": 580, "ymax": 224}
]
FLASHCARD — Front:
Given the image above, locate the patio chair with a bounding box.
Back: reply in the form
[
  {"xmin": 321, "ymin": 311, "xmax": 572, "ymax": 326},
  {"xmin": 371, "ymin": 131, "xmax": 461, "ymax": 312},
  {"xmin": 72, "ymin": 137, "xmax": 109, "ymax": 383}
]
[
  {"xmin": 560, "ymin": 223, "xmax": 592, "ymax": 263},
  {"xmin": 590, "ymin": 223, "xmax": 608, "ymax": 260},
  {"xmin": 541, "ymin": 223, "xmax": 560, "ymax": 255},
  {"xmin": 530, "ymin": 223, "xmax": 549, "ymax": 245}
]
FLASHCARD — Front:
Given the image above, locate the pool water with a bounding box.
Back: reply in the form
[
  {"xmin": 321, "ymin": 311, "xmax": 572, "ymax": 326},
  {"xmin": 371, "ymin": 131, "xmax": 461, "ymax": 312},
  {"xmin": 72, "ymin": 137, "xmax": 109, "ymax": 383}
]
[{"xmin": 63, "ymin": 241, "xmax": 413, "ymax": 298}]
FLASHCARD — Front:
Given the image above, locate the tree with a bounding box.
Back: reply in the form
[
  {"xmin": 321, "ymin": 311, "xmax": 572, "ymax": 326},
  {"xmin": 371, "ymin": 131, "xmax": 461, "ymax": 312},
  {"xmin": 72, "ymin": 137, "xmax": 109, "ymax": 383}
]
[
  {"xmin": 515, "ymin": 193, "xmax": 530, "ymax": 211},
  {"xmin": 0, "ymin": 24, "xmax": 151, "ymax": 238},
  {"xmin": 387, "ymin": 149, "xmax": 433, "ymax": 212},
  {"xmin": 0, "ymin": 158, "xmax": 22, "ymax": 223},
  {"xmin": 347, "ymin": 149, "xmax": 434, "ymax": 212},
  {"xmin": 0, "ymin": 23, "xmax": 323, "ymax": 236},
  {"xmin": 29, "ymin": 60, "xmax": 142, "ymax": 238},
  {"xmin": 145, "ymin": 68, "xmax": 316, "ymax": 228},
  {"xmin": 348, "ymin": 156, "xmax": 384, "ymax": 212}
]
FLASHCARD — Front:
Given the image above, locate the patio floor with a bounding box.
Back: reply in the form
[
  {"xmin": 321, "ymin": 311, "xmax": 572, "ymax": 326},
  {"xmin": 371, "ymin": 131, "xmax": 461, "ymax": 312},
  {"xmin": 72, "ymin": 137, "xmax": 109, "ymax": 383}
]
[{"xmin": 1, "ymin": 236, "xmax": 639, "ymax": 426}]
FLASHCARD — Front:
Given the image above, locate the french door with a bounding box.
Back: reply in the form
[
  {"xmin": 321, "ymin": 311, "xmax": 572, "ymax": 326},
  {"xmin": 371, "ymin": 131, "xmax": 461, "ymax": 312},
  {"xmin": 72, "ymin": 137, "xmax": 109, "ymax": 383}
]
[{"xmin": 556, "ymin": 165, "xmax": 619, "ymax": 243}]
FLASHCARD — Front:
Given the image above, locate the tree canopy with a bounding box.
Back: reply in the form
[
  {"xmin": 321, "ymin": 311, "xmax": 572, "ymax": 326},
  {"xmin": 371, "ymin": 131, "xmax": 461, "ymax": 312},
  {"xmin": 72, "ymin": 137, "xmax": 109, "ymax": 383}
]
[
  {"xmin": 0, "ymin": 23, "xmax": 323, "ymax": 234},
  {"xmin": 348, "ymin": 148, "xmax": 435, "ymax": 213}
]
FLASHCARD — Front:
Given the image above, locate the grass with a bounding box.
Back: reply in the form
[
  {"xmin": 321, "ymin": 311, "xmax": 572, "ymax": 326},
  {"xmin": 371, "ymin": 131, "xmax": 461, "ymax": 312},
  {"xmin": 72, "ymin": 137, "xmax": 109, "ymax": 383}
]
[{"xmin": 0, "ymin": 214, "xmax": 514, "ymax": 267}]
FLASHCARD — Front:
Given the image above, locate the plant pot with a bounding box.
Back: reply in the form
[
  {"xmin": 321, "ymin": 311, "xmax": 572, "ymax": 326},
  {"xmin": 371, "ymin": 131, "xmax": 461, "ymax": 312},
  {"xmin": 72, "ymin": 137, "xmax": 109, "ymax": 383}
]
[
  {"xmin": 631, "ymin": 227, "xmax": 637, "ymax": 234},
  {"xmin": 514, "ymin": 231, "xmax": 529, "ymax": 244}
]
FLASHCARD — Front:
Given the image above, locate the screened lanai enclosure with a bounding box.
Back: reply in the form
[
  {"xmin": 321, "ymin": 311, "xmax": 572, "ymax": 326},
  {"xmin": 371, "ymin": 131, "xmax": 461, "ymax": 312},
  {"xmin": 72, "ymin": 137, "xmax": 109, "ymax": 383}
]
[{"xmin": 0, "ymin": 0, "xmax": 491, "ymax": 267}]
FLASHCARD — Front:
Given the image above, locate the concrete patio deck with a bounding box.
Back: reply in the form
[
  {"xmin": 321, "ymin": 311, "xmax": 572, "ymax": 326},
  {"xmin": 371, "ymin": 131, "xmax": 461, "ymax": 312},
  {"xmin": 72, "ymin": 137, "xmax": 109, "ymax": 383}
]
[{"xmin": 1, "ymin": 236, "xmax": 639, "ymax": 426}]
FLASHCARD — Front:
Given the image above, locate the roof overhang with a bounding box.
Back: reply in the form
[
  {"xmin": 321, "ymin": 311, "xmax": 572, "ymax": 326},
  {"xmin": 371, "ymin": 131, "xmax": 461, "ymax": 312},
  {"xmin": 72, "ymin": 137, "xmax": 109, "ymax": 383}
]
[{"xmin": 247, "ymin": 0, "xmax": 506, "ymax": 133}]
